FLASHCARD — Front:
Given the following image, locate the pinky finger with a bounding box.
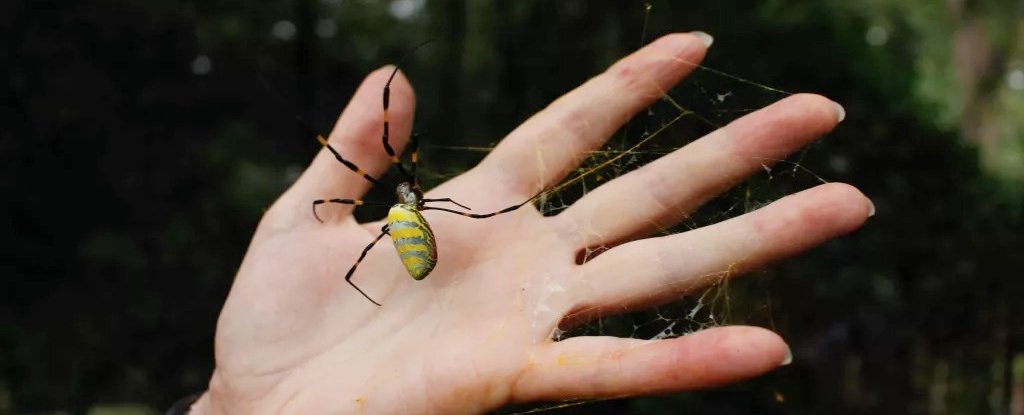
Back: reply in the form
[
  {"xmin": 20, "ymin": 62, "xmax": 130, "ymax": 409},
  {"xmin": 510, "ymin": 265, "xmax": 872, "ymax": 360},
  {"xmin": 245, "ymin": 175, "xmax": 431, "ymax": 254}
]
[{"xmin": 512, "ymin": 326, "xmax": 790, "ymax": 402}]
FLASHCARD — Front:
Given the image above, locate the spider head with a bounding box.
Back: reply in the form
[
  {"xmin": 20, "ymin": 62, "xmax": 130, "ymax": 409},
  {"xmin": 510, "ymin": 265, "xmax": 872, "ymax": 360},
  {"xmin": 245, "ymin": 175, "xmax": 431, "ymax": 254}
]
[{"xmin": 396, "ymin": 182, "xmax": 422, "ymax": 206}]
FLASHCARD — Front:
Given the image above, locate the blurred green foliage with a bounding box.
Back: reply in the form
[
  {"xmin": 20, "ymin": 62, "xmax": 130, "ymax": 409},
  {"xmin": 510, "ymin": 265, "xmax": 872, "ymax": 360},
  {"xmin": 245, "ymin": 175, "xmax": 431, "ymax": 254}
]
[{"xmin": 2, "ymin": 0, "xmax": 1023, "ymax": 413}]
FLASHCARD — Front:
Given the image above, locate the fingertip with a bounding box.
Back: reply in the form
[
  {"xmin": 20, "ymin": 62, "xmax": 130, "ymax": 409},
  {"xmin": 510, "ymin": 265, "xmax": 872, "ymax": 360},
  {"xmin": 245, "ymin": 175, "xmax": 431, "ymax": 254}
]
[
  {"xmin": 646, "ymin": 32, "xmax": 711, "ymax": 62},
  {"xmin": 743, "ymin": 182, "xmax": 870, "ymax": 264},
  {"xmin": 730, "ymin": 326, "xmax": 790, "ymax": 369},
  {"xmin": 363, "ymin": 65, "xmax": 417, "ymax": 107},
  {"xmin": 689, "ymin": 31, "xmax": 714, "ymax": 48},
  {"xmin": 609, "ymin": 32, "xmax": 709, "ymax": 90},
  {"xmin": 727, "ymin": 93, "xmax": 842, "ymax": 162},
  {"xmin": 781, "ymin": 344, "xmax": 794, "ymax": 366},
  {"xmin": 817, "ymin": 182, "xmax": 875, "ymax": 219},
  {"xmin": 814, "ymin": 182, "xmax": 873, "ymax": 229},
  {"xmin": 670, "ymin": 326, "xmax": 790, "ymax": 384},
  {"xmin": 335, "ymin": 66, "xmax": 417, "ymax": 126},
  {"xmin": 781, "ymin": 93, "xmax": 843, "ymax": 131},
  {"xmin": 651, "ymin": 31, "xmax": 710, "ymax": 50}
]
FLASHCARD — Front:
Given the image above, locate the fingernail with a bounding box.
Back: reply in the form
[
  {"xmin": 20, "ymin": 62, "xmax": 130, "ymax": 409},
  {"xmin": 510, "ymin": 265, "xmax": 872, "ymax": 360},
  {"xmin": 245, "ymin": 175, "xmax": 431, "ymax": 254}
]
[
  {"xmin": 833, "ymin": 101, "xmax": 846, "ymax": 123},
  {"xmin": 691, "ymin": 31, "xmax": 714, "ymax": 48},
  {"xmin": 780, "ymin": 346, "xmax": 793, "ymax": 366},
  {"xmin": 867, "ymin": 198, "xmax": 876, "ymax": 217}
]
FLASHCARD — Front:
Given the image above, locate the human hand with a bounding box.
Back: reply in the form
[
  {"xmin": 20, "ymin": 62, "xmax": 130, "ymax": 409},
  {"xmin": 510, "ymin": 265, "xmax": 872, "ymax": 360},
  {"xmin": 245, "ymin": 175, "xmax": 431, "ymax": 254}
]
[{"xmin": 192, "ymin": 32, "xmax": 871, "ymax": 414}]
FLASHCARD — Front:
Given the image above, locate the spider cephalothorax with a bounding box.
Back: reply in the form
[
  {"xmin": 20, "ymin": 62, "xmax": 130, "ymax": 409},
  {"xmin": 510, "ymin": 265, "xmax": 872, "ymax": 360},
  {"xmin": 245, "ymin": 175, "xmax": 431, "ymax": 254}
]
[{"xmin": 395, "ymin": 182, "xmax": 421, "ymax": 207}]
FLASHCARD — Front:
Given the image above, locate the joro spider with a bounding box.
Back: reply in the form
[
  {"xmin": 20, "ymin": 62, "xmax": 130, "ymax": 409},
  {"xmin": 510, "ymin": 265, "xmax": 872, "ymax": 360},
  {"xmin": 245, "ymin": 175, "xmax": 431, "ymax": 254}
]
[{"xmin": 312, "ymin": 64, "xmax": 535, "ymax": 306}]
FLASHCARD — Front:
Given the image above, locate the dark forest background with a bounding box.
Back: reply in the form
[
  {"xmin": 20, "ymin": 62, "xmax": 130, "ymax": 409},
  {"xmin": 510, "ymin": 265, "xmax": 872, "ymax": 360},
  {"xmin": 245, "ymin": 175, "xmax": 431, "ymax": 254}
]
[{"xmin": 3, "ymin": 0, "xmax": 1024, "ymax": 414}]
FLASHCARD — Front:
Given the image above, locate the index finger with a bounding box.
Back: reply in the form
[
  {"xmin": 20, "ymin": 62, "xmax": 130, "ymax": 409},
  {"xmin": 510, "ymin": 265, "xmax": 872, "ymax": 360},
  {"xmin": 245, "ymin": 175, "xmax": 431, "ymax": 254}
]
[{"xmin": 474, "ymin": 32, "xmax": 713, "ymax": 198}]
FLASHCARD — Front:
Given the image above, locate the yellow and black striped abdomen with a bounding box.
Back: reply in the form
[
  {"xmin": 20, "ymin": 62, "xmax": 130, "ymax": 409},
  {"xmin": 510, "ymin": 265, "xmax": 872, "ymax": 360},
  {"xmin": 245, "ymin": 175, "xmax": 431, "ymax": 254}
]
[{"xmin": 387, "ymin": 204, "xmax": 437, "ymax": 280}]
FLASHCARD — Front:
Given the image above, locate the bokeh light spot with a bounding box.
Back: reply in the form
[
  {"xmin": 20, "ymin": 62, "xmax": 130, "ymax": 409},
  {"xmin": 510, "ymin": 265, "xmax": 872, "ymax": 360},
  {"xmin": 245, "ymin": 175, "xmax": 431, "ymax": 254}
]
[
  {"xmin": 191, "ymin": 55, "xmax": 212, "ymax": 75},
  {"xmin": 272, "ymin": 20, "xmax": 297, "ymax": 41},
  {"xmin": 865, "ymin": 25, "xmax": 888, "ymax": 46}
]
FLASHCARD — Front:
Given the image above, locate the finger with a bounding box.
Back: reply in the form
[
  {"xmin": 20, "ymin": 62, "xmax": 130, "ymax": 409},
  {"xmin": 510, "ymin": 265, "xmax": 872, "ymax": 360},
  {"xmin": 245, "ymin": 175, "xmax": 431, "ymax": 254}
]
[
  {"xmin": 558, "ymin": 93, "xmax": 844, "ymax": 250},
  {"xmin": 474, "ymin": 32, "xmax": 712, "ymax": 198},
  {"xmin": 513, "ymin": 326, "xmax": 789, "ymax": 402},
  {"xmin": 280, "ymin": 66, "xmax": 416, "ymax": 222},
  {"xmin": 572, "ymin": 183, "xmax": 872, "ymax": 314}
]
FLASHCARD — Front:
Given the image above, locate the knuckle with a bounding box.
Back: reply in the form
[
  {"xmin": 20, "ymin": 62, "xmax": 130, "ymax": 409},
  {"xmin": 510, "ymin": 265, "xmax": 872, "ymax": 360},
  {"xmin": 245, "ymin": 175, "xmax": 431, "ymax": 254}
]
[{"xmin": 554, "ymin": 106, "xmax": 595, "ymax": 145}]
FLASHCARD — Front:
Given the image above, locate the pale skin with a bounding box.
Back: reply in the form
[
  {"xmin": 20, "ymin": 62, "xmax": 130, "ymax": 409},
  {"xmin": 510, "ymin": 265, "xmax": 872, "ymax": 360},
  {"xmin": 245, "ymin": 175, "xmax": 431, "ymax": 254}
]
[{"xmin": 192, "ymin": 32, "xmax": 873, "ymax": 414}]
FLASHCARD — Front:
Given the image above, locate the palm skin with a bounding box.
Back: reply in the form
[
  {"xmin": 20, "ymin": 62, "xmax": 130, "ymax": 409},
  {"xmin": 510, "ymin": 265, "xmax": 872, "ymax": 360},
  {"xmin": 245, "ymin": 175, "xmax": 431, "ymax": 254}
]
[{"xmin": 192, "ymin": 33, "xmax": 872, "ymax": 414}]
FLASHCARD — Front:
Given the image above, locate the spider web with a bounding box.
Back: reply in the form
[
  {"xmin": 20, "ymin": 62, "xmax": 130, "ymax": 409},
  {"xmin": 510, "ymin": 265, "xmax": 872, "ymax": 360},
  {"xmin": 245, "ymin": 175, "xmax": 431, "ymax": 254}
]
[
  {"xmin": 494, "ymin": 85, "xmax": 820, "ymax": 415},
  {"xmin": 461, "ymin": 73, "xmax": 818, "ymax": 413},
  {"xmin": 411, "ymin": 7, "xmax": 832, "ymax": 414},
  {"xmin": 403, "ymin": 52, "xmax": 820, "ymax": 415},
  {"xmin": 433, "ymin": 65, "xmax": 819, "ymax": 332}
]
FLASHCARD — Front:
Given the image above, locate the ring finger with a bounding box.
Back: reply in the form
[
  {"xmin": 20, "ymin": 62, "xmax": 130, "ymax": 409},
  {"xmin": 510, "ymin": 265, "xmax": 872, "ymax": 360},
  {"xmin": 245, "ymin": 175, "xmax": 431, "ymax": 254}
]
[{"xmin": 568, "ymin": 183, "xmax": 872, "ymax": 317}]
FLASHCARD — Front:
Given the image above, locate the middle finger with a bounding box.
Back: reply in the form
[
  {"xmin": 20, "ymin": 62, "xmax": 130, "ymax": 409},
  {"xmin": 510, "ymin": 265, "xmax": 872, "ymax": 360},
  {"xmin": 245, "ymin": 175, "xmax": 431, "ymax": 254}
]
[{"xmin": 556, "ymin": 93, "xmax": 844, "ymax": 251}]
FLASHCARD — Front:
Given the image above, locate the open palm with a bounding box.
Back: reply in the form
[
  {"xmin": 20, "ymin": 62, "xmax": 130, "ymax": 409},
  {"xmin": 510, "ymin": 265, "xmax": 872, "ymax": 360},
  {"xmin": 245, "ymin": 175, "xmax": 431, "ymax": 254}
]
[{"xmin": 192, "ymin": 33, "xmax": 871, "ymax": 414}]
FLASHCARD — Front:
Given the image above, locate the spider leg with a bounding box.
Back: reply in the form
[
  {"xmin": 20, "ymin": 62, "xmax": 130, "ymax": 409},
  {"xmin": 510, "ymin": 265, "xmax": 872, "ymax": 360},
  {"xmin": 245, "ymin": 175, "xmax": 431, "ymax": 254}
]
[
  {"xmin": 381, "ymin": 67, "xmax": 413, "ymax": 182},
  {"xmin": 422, "ymin": 198, "xmax": 534, "ymax": 219},
  {"xmin": 421, "ymin": 197, "xmax": 472, "ymax": 210},
  {"xmin": 312, "ymin": 198, "xmax": 391, "ymax": 223},
  {"xmin": 409, "ymin": 132, "xmax": 420, "ymax": 184},
  {"xmin": 316, "ymin": 135, "xmax": 380, "ymax": 185},
  {"xmin": 345, "ymin": 224, "xmax": 390, "ymax": 306},
  {"xmin": 381, "ymin": 40, "xmax": 435, "ymax": 184}
]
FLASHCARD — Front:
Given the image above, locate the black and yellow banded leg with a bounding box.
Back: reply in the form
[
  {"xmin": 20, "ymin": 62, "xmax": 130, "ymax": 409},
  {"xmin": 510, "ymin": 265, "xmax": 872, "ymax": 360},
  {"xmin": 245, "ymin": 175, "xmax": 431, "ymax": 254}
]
[
  {"xmin": 422, "ymin": 198, "xmax": 533, "ymax": 219},
  {"xmin": 345, "ymin": 224, "xmax": 390, "ymax": 306},
  {"xmin": 381, "ymin": 67, "xmax": 413, "ymax": 181},
  {"xmin": 317, "ymin": 135, "xmax": 379, "ymax": 185},
  {"xmin": 409, "ymin": 132, "xmax": 420, "ymax": 182},
  {"xmin": 421, "ymin": 198, "xmax": 472, "ymax": 210},
  {"xmin": 312, "ymin": 198, "xmax": 391, "ymax": 222}
]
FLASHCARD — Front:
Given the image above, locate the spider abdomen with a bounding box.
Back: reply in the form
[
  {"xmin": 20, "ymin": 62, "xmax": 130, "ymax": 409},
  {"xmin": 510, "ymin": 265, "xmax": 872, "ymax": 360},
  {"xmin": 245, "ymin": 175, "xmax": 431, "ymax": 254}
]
[{"xmin": 387, "ymin": 204, "xmax": 438, "ymax": 280}]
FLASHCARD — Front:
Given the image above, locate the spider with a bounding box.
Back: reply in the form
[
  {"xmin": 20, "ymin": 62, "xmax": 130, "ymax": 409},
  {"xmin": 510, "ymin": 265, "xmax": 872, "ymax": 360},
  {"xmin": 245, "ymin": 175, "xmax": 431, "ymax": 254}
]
[{"xmin": 312, "ymin": 63, "xmax": 536, "ymax": 306}]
